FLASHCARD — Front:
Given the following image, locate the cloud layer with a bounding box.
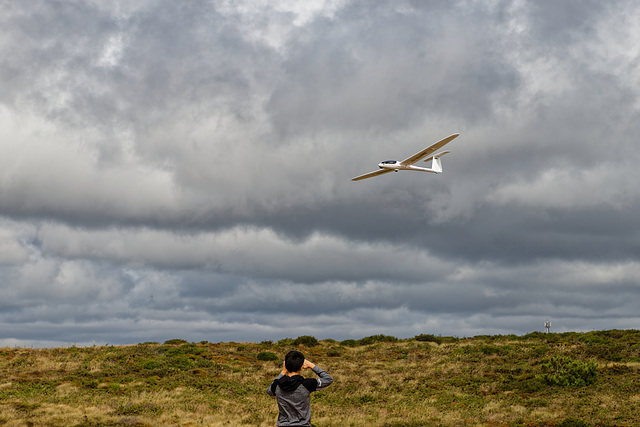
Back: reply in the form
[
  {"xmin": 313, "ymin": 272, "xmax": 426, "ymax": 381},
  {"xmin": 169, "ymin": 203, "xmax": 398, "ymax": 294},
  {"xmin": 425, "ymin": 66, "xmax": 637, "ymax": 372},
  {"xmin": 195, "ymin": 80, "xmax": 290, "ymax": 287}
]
[{"xmin": 1, "ymin": 0, "xmax": 640, "ymax": 346}]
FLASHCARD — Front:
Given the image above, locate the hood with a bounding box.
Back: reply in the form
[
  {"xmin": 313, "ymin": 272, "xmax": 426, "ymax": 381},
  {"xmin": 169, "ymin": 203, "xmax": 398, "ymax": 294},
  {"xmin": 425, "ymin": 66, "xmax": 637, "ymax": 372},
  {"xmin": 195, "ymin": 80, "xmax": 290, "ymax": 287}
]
[{"xmin": 276, "ymin": 375, "xmax": 305, "ymax": 392}]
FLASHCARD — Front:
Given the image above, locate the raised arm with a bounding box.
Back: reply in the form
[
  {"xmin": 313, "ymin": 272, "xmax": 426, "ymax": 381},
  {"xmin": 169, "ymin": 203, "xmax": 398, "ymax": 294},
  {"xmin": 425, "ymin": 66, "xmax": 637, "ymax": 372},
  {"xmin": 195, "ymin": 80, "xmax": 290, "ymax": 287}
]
[
  {"xmin": 266, "ymin": 362, "xmax": 287, "ymax": 396},
  {"xmin": 311, "ymin": 365, "xmax": 333, "ymax": 390}
]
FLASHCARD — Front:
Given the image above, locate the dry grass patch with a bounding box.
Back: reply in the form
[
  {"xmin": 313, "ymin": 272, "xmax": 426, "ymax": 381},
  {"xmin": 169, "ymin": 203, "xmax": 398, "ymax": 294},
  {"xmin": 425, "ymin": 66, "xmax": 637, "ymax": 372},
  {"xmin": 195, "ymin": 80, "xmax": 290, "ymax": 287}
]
[{"xmin": 0, "ymin": 331, "xmax": 639, "ymax": 425}]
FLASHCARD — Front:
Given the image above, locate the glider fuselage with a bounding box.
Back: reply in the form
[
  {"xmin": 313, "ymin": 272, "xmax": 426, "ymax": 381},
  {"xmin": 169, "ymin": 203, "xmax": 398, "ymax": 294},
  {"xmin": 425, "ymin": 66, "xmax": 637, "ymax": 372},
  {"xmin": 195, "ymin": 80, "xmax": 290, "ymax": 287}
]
[{"xmin": 378, "ymin": 160, "xmax": 439, "ymax": 173}]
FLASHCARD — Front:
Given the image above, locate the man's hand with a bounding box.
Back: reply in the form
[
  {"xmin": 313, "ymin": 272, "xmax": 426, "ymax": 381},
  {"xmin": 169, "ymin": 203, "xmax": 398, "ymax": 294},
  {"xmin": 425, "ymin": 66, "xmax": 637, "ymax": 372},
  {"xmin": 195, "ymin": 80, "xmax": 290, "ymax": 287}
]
[
  {"xmin": 280, "ymin": 361, "xmax": 288, "ymax": 376},
  {"xmin": 302, "ymin": 359, "xmax": 316, "ymax": 370}
]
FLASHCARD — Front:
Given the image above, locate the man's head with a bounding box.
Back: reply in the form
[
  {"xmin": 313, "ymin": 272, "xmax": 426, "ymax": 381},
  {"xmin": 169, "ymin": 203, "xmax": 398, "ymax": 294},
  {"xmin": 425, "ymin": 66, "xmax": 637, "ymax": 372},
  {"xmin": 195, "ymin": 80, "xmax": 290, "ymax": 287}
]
[{"xmin": 284, "ymin": 350, "xmax": 305, "ymax": 373}]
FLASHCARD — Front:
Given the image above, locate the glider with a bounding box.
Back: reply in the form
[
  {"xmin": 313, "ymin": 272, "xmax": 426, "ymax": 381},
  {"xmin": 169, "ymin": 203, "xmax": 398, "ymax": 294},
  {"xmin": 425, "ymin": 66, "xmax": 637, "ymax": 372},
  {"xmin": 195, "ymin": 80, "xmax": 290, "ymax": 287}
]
[{"xmin": 351, "ymin": 133, "xmax": 460, "ymax": 181}]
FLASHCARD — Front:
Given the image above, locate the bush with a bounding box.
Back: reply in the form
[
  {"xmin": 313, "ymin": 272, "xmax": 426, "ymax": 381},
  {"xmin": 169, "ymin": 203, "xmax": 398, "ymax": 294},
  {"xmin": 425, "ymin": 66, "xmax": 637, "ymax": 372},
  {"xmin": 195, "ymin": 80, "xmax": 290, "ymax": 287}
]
[
  {"xmin": 358, "ymin": 335, "xmax": 398, "ymax": 345},
  {"xmin": 169, "ymin": 355, "xmax": 194, "ymax": 370},
  {"xmin": 293, "ymin": 336, "xmax": 319, "ymax": 347},
  {"xmin": 531, "ymin": 345, "xmax": 551, "ymax": 357},
  {"xmin": 256, "ymin": 351, "xmax": 278, "ymax": 361},
  {"xmin": 141, "ymin": 359, "xmax": 162, "ymax": 370},
  {"xmin": 277, "ymin": 338, "xmax": 295, "ymax": 346},
  {"xmin": 415, "ymin": 334, "xmax": 442, "ymax": 344},
  {"xmin": 538, "ymin": 356, "xmax": 598, "ymax": 387},
  {"xmin": 584, "ymin": 343, "xmax": 626, "ymax": 362},
  {"xmin": 164, "ymin": 339, "xmax": 188, "ymax": 345},
  {"xmin": 479, "ymin": 345, "xmax": 507, "ymax": 356},
  {"xmin": 521, "ymin": 331, "xmax": 547, "ymax": 340}
]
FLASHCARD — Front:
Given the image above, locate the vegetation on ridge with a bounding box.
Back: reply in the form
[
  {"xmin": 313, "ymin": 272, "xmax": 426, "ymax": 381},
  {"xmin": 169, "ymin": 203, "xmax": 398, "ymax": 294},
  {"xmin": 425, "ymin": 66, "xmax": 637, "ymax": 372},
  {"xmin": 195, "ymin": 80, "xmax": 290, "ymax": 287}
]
[{"xmin": 1, "ymin": 329, "xmax": 639, "ymax": 426}]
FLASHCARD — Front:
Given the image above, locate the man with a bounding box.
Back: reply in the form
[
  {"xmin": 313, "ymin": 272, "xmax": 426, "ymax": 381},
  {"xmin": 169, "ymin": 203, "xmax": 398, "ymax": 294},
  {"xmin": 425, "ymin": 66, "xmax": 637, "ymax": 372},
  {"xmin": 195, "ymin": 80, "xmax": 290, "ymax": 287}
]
[{"xmin": 267, "ymin": 350, "xmax": 333, "ymax": 426}]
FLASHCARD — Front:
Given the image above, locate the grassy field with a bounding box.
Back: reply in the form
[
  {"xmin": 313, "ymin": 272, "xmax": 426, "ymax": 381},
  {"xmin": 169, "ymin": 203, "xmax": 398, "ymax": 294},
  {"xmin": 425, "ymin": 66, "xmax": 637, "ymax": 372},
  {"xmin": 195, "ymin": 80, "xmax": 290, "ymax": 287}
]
[{"xmin": 1, "ymin": 330, "xmax": 639, "ymax": 426}]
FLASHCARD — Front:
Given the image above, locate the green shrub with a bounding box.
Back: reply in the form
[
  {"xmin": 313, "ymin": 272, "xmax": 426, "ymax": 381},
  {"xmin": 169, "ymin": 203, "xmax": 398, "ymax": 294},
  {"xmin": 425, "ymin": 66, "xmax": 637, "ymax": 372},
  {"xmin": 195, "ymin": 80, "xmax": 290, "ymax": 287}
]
[
  {"xmin": 277, "ymin": 338, "xmax": 295, "ymax": 346},
  {"xmin": 584, "ymin": 343, "xmax": 626, "ymax": 362},
  {"xmin": 164, "ymin": 339, "xmax": 188, "ymax": 345},
  {"xmin": 521, "ymin": 331, "xmax": 546, "ymax": 340},
  {"xmin": 531, "ymin": 345, "xmax": 551, "ymax": 357},
  {"xmin": 256, "ymin": 351, "xmax": 278, "ymax": 361},
  {"xmin": 140, "ymin": 359, "xmax": 162, "ymax": 370},
  {"xmin": 415, "ymin": 334, "xmax": 442, "ymax": 344},
  {"xmin": 169, "ymin": 355, "xmax": 194, "ymax": 370},
  {"xmin": 479, "ymin": 345, "xmax": 506, "ymax": 355},
  {"xmin": 538, "ymin": 356, "xmax": 598, "ymax": 387},
  {"xmin": 293, "ymin": 336, "xmax": 319, "ymax": 347},
  {"xmin": 358, "ymin": 335, "xmax": 398, "ymax": 345},
  {"xmin": 579, "ymin": 334, "xmax": 611, "ymax": 346},
  {"xmin": 340, "ymin": 339, "xmax": 358, "ymax": 347}
]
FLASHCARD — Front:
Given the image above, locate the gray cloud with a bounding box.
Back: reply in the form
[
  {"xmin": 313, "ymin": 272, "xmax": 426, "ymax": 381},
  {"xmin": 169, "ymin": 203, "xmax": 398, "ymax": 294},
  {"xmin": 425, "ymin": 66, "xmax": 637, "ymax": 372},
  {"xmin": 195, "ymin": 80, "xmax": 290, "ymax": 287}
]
[{"xmin": 1, "ymin": 0, "xmax": 640, "ymax": 346}]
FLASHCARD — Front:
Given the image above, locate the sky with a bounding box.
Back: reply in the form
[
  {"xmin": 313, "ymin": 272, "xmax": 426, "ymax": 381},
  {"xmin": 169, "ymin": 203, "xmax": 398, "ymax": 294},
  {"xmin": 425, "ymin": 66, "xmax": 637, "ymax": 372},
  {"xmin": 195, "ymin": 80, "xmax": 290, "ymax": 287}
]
[{"xmin": 1, "ymin": 0, "xmax": 640, "ymax": 347}]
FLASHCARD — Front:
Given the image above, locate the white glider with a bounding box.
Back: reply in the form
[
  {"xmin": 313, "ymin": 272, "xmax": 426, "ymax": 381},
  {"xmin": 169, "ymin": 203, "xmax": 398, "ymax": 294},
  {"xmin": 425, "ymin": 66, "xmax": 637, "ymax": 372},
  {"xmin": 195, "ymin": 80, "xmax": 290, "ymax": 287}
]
[{"xmin": 351, "ymin": 133, "xmax": 460, "ymax": 181}]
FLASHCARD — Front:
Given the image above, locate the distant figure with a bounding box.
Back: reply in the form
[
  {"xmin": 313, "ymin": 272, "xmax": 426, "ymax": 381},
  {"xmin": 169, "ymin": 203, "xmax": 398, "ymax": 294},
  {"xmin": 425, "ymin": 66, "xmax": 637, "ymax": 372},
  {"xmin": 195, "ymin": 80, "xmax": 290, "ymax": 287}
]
[{"xmin": 267, "ymin": 350, "xmax": 333, "ymax": 426}]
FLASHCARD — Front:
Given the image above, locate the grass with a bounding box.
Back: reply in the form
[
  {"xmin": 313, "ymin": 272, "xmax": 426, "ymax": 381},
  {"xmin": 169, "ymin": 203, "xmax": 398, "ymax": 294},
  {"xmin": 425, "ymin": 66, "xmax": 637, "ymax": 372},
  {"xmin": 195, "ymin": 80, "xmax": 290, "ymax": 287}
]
[{"xmin": 0, "ymin": 330, "xmax": 639, "ymax": 426}]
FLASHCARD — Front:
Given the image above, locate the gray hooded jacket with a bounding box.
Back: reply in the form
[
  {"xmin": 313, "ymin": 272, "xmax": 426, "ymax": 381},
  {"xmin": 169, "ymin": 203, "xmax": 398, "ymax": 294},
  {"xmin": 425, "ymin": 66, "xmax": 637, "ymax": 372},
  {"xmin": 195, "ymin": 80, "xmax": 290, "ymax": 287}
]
[{"xmin": 266, "ymin": 365, "xmax": 333, "ymax": 426}]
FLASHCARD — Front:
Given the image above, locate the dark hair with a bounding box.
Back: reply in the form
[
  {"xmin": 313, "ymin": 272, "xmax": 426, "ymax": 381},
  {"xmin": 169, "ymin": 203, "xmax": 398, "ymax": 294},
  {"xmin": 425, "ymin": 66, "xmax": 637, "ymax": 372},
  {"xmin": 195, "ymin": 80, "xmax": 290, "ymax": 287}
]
[{"xmin": 284, "ymin": 350, "xmax": 305, "ymax": 373}]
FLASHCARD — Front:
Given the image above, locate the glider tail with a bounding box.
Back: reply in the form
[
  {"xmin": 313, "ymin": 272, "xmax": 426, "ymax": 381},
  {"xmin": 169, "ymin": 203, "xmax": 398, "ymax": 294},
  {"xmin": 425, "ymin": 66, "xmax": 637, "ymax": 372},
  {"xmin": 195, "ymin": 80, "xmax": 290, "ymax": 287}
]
[
  {"xmin": 427, "ymin": 150, "xmax": 450, "ymax": 174},
  {"xmin": 432, "ymin": 157, "xmax": 443, "ymax": 174}
]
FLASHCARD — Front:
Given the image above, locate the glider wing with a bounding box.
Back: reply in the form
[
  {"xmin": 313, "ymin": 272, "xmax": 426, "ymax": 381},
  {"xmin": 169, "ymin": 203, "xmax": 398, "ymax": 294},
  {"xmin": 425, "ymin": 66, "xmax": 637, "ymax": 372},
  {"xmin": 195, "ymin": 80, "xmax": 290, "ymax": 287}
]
[
  {"xmin": 351, "ymin": 168, "xmax": 393, "ymax": 181},
  {"xmin": 399, "ymin": 133, "xmax": 459, "ymax": 166}
]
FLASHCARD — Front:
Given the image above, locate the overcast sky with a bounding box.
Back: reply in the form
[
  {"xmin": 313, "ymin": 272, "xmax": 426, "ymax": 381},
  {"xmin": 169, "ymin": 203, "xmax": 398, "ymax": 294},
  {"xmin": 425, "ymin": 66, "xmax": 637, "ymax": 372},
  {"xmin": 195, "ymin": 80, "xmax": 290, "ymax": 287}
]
[{"xmin": 1, "ymin": 0, "xmax": 640, "ymax": 347}]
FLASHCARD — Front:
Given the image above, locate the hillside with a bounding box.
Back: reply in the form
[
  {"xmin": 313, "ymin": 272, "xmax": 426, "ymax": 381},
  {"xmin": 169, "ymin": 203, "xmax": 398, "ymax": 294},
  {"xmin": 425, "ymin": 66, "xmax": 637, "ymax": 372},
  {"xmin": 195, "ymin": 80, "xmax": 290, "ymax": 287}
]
[{"xmin": 1, "ymin": 330, "xmax": 639, "ymax": 426}]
